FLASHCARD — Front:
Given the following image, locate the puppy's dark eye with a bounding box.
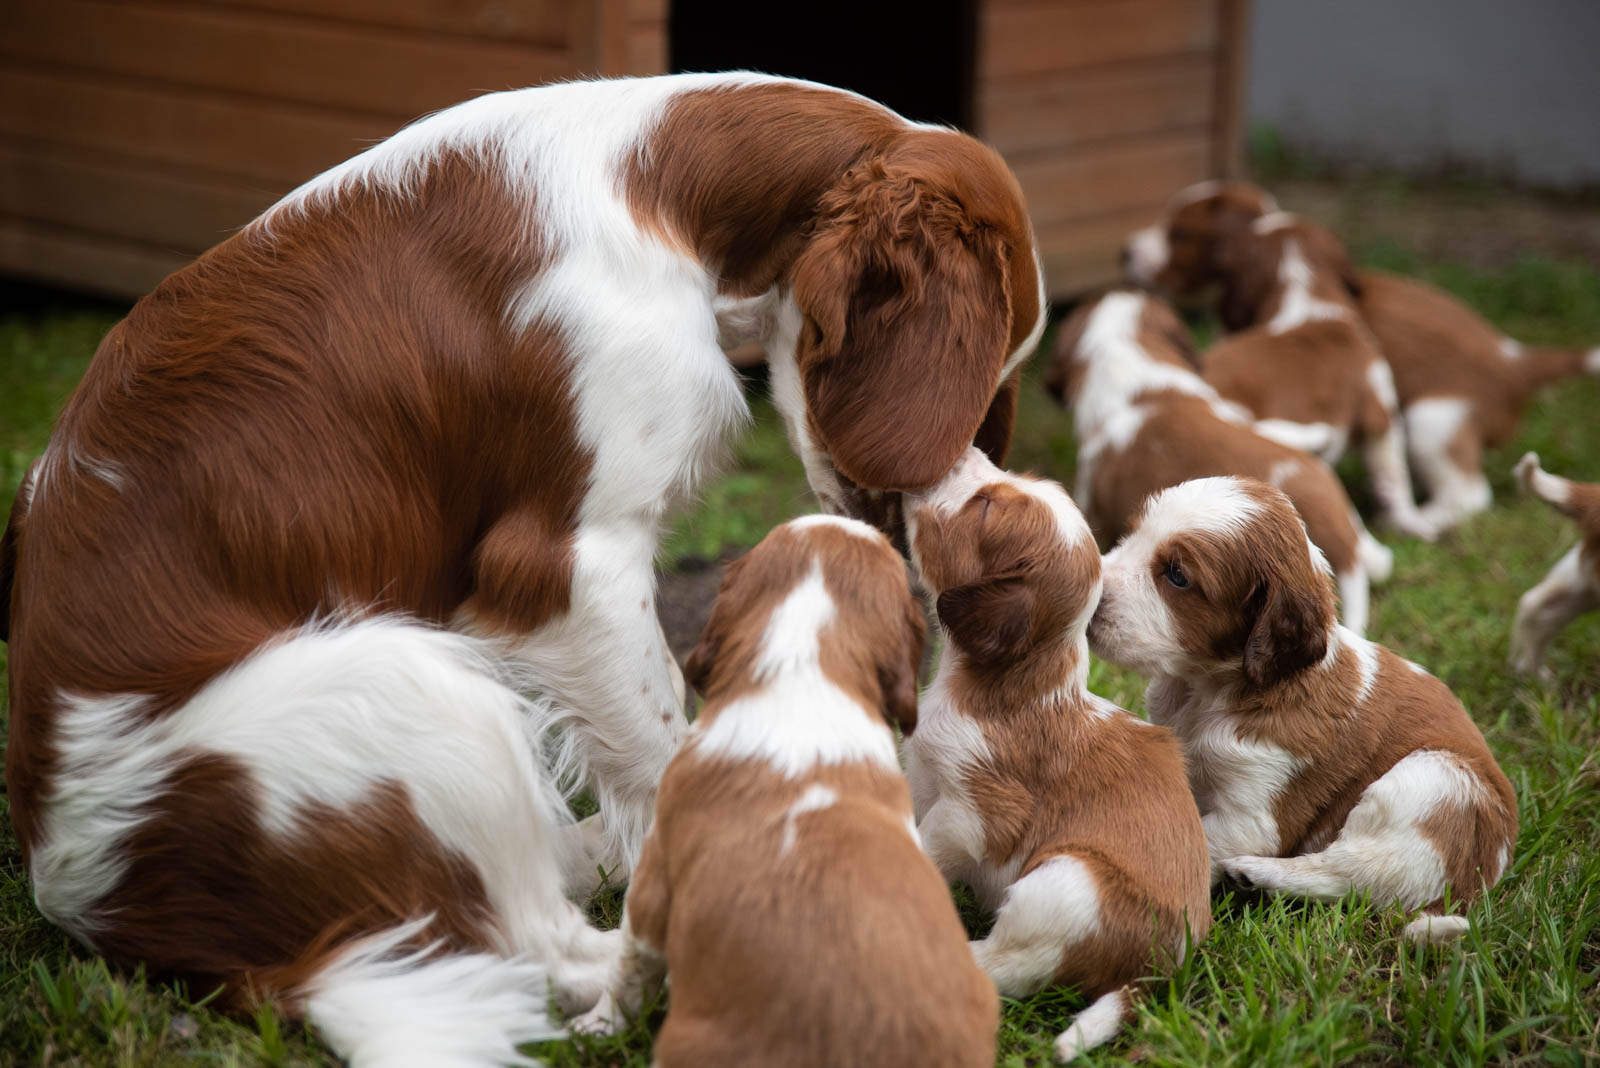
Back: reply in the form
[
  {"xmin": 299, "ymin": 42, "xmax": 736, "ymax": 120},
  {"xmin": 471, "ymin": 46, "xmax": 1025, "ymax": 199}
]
[{"xmin": 1165, "ymin": 561, "xmax": 1189, "ymax": 589}]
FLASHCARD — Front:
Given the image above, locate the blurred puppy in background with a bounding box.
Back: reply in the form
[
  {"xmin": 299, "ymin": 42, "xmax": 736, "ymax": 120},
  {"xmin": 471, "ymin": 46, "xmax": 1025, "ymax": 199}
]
[
  {"xmin": 1090, "ymin": 477, "xmax": 1516, "ymax": 944},
  {"xmin": 904, "ymin": 447, "xmax": 1211, "ymax": 1061},
  {"xmin": 1043, "ymin": 286, "xmax": 1392, "ymax": 633},
  {"xmin": 1509, "ymin": 453, "xmax": 1600, "ymax": 675},
  {"xmin": 575, "ymin": 515, "xmax": 998, "ymax": 1068}
]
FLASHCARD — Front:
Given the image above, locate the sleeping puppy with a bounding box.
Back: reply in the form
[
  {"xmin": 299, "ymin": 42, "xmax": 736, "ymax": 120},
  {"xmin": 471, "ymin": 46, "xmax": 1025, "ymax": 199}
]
[
  {"xmin": 904, "ymin": 447, "xmax": 1211, "ymax": 1061},
  {"xmin": 1042, "ymin": 286, "xmax": 1393, "ymax": 634},
  {"xmin": 574, "ymin": 514, "xmax": 998, "ymax": 1068},
  {"xmin": 1089, "ymin": 477, "xmax": 1517, "ymax": 943},
  {"xmin": 1124, "ymin": 179, "xmax": 1600, "ymax": 533},
  {"xmin": 1509, "ymin": 453, "xmax": 1600, "ymax": 676}
]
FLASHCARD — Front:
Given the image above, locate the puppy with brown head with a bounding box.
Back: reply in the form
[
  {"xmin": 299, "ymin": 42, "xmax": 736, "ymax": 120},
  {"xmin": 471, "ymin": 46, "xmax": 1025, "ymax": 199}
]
[
  {"xmin": 1509, "ymin": 453, "xmax": 1600, "ymax": 675},
  {"xmin": 1125, "ymin": 178, "xmax": 1600, "ymax": 533},
  {"xmin": 573, "ymin": 514, "xmax": 997, "ymax": 1068},
  {"xmin": 1123, "ymin": 186, "xmax": 1434, "ymax": 540},
  {"xmin": 1042, "ymin": 286, "xmax": 1393, "ymax": 633},
  {"xmin": 904, "ymin": 447, "xmax": 1211, "ymax": 1061},
  {"xmin": 1090, "ymin": 477, "xmax": 1517, "ymax": 943}
]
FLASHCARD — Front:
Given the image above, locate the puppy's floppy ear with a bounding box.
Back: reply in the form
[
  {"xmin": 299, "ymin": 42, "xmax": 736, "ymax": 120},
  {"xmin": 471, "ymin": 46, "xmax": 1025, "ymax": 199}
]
[
  {"xmin": 936, "ymin": 575, "xmax": 1034, "ymax": 665},
  {"xmin": 683, "ymin": 556, "xmax": 749, "ymax": 696},
  {"xmin": 793, "ymin": 150, "xmax": 1014, "ymax": 491},
  {"xmin": 878, "ymin": 593, "xmax": 927, "ymax": 735},
  {"xmin": 1241, "ymin": 580, "xmax": 1330, "ymax": 689}
]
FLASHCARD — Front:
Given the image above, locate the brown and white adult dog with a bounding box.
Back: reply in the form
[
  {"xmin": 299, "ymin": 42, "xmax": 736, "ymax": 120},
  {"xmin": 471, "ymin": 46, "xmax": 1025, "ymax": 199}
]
[
  {"xmin": 1124, "ymin": 179, "xmax": 1600, "ymax": 532},
  {"xmin": 1042, "ymin": 287, "xmax": 1393, "ymax": 633},
  {"xmin": 0, "ymin": 74, "xmax": 1043, "ymax": 1064},
  {"xmin": 573, "ymin": 514, "xmax": 998, "ymax": 1068},
  {"xmin": 902, "ymin": 448, "xmax": 1211, "ymax": 1060},
  {"xmin": 1126, "ymin": 196, "xmax": 1433, "ymax": 540},
  {"xmin": 1089, "ymin": 477, "xmax": 1517, "ymax": 944},
  {"xmin": 1509, "ymin": 453, "xmax": 1600, "ymax": 675}
]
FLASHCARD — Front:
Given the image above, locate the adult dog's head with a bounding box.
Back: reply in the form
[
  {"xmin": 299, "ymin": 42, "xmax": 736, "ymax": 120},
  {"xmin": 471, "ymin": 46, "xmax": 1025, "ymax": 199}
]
[{"xmin": 772, "ymin": 129, "xmax": 1046, "ymax": 544}]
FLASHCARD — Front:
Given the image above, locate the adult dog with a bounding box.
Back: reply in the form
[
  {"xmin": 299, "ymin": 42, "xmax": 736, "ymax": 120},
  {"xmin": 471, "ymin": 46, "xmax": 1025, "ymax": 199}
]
[{"xmin": 0, "ymin": 73, "xmax": 1043, "ymax": 1064}]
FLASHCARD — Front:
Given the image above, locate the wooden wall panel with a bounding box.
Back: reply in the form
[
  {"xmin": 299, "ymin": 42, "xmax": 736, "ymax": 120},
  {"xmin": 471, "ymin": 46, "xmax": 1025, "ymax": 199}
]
[
  {"xmin": 200, "ymin": 0, "xmax": 574, "ymax": 47},
  {"xmin": 0, "ymin": 218, "xmax": 190, "ymax": 297},
  {"xmin": 978, "ymin": 0, "xmax": 1220, "ymax": 81}
]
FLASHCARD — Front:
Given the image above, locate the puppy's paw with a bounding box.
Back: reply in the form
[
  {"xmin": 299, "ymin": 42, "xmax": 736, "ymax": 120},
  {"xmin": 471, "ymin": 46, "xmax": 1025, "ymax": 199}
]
[
  {"xmin": 1220, "ymin": 856, "xmax": 1269, "ymax": 891},
  {"xmin": 569, "ymin": 990, "xmax": 626, "ymax": 1037},
  {"xmin": 1513, "ymin": 451, "xmax": 1541, "ymax": 492},
  {"xmin": 1386, "ymin": 510, "xmax": 1440, "ymax": 543}
]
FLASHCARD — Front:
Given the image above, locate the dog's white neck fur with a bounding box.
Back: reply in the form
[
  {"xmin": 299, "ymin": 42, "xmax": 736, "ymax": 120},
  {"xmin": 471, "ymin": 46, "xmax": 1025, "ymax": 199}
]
[
  {"xmin": 1071, "ymin": 294, "xmax": 1220, "ymax": 439},
  {"xmin": 1264, "ymin": 237, "xmax": 1349, "ymax": 334}
]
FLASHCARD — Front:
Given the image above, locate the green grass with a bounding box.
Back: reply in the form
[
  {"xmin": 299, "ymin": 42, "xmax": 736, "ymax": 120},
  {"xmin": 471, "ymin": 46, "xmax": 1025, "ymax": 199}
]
[{"xmin": 2, "ymin": 241, "xmax": 1599, "ymax": 1065}]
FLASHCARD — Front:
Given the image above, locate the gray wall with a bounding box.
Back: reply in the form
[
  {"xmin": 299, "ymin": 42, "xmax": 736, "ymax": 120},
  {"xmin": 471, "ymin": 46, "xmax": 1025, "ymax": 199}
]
[{"xmin": 1249, "ymin": 0, "xmax": 1600, "ymax": 189}]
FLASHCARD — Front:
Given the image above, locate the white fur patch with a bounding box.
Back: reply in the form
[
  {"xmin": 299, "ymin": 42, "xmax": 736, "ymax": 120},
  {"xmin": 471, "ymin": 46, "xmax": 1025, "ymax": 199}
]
[
  {"xmin": 1365, "ymin": 360, "xmax": 1400, "ymax": 412},
  {"xmin": 1402, "ymin": 913, "xmax": 1471, "ymax": 944},
  {"xmin": 786, "ymin": 513, "xmax": 882, "ymax": 541},
  {"xmin": 1069, "ymin": 293, "xmax": 1219, "ymax": 441},
  {"xmin": 972, "ymin": 854, "xmax": 1104, "ymax": 996},
  {"xmin": 779, "ymin": 783, "xmax": 839, "ymax": 856},
  {"xmin": 1498, "ymin": 337, "xmax": 1525, "ymax": 361},
  {"xmin": 1123, "ymin": 225, "xmax": 1169, "ymax": 287},
  {"xmin": 1266, "ymin": 240, "xmax": 1350, "ymax": 334},
  {"xmin": 1586, "ymin": 347, "xmax": 1600, "ymax": 374},
  {"xmin": 1253, "ymin": 419, "xmax": 1345, "ymax": 461},
  {"xmin": 1054, "ymin": 988, "xmax": 1129, "ymax": 1061},
  {"xmin": 1343, "ymin": 629, "xmax": 1381, "ymax": 703}
]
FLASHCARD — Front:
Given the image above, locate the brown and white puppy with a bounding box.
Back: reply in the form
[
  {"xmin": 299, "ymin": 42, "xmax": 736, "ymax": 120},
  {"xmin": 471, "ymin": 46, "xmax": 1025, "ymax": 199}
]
[
  {"xmin": 1129, "ymin": 200, "xmax": 1433, "ymax": 540},
  {"xmin": 574, "ymin": 514, "xmax": 998, "ymax": 1068},
  {"xmin": 1042, "ymin": 287, "xmax": 1393, "ymax": 633},
  {"xmin": 1509, "ymin": 453, "xmax": 1600, "ymax": 675},
  {"xmin": 1125, "ymin": 179, "xmax": 1600, "ymax": 532},
  {"xmin": 1090, "ymin": 477, "xmax": 1517, "ymax": 944},
  {"xmin": 903, "ymin": 448, "xmax": 1211, "ymax": 1060}
]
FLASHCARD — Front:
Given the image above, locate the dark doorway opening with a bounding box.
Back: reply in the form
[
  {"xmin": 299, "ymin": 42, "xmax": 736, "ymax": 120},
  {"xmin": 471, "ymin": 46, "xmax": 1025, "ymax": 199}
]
[{"xmin": 669, "ymin": 1, "xmax": 976, "ymax": 130}]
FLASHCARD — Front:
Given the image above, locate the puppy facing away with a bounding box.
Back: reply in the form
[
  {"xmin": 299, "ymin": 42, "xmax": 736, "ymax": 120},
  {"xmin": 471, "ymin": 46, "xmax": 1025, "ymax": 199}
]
[
  {"xmin": 903, "ymin": 447, "xmax": 1211, "ymax": 1061},
  {"xmin": 1042, "ymin": 286, "xmax": 1393, "ymax": 634},
  {"xmin": 574, "ymin": 515, "xmax": 998, "ymax": 1068},
  {"xmin": 1089, "ymin": 477, "xmax": 1517, "ymax": 943},
  {"xmin": 1509, "ymin": 453, "xmax": 1600, "ymax": 675},
  {"xmin": 1124, "ymin": 179, "xmax": 1600, "ymax": 532}
]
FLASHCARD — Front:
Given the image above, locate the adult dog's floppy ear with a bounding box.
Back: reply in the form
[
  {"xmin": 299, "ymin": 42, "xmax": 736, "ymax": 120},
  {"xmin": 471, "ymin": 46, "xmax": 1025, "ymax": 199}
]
[
  {"xmin": 1241, "ymin": 580, "xmax": 1329, "ymax": 689},
  {"xmin": 793, "ymin": 145, "xmax": 1015, "ymax": 491},
  {"xmin": 878, "ymin": 593, "xmax": 927, "ymax": 735},
  {"xmin": 936, "ymin": 575, "xmax": 1034, "ymax": 666}
]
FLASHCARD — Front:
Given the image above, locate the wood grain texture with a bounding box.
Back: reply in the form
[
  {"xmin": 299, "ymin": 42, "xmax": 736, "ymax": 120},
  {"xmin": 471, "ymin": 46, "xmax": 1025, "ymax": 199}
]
[
  {"xmin": 978, "ymin": 0, "xmax": 1220, "ymax": 80},
  {"xmin": 0, "ymin": 217, "xmax": 188, "ymax": 297}
]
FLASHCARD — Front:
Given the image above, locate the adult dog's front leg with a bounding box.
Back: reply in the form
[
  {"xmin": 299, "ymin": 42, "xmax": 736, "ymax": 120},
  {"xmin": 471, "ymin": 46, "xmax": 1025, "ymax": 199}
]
[{"xmin": 464, "ymin": 520, "xmax": 689, "ymax": 882}]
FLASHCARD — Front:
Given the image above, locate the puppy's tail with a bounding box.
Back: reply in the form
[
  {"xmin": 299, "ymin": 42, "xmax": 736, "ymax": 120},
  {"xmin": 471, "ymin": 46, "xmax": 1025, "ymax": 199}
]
[
  {"xmin": 1401, "ymin": 912, "xmax": 1471, "ymax": 945},
  {"xmin": 1515, "ymin": 452, "xmax": 1589, "ymax": 519},
  {"xmin": 1053, "ymin": 986, "xmax": 1134, "ymax": 1062},
  {"xmin": 258, "ymin": 919, "xmax": 562, "ymax": 1067},
  {"xmin": 1501, "ymin": 337, "xmax": 1600, "ymax": 391}
]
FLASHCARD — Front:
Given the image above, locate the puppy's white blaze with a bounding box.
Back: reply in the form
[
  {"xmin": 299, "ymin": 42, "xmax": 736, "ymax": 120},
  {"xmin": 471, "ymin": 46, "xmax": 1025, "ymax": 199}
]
[
  {"xmin": 785, "ymin": 514, "xmax": 882, "ymax": 541},
  {"xmin": 753, "ymin": 561, "xmax": 834, "ymax": 682},
  {"xmin": 1402, "ymin": 914, "xmax": 1471, "ymax": 944},
  {"xmin": 1054, "ymin": 988, "xmax": 1129, "ymax": 1061},
  {"xmin": 30, "ymin": 618, "xmax": 575, "ymax": 945},
  {"xmin": 1365, "ymin": 360, "xmax": 1401, "ymax": 412},
  {"xmin": 1122, "ymin": 225, "xmax": 1168, "ymax": 285},
  {"xmin": 973, "ymin": 855, "xmax": 1102, "ymax": 997},
  {"xmin": 1012, "ymin": 472, "xmax": 1096, "ymax": 549},
  {"xmin": 1498, "ymin": 337, "xmax": 1525, "ymax": 361},
  {"xmin": 302, "ymin": 919, "xmax": 561, "ymax": 1067},
  {"xmin": 778, "ymin": 783, "xmax": 838, "ymax": 857},
  {"xmin": 1139, "ymin": 476, "xmax": 1264, "ymax": 538},
  {"xmin": 1266, "ymin": 239, "xmax": 1349, "ymax": 334}
]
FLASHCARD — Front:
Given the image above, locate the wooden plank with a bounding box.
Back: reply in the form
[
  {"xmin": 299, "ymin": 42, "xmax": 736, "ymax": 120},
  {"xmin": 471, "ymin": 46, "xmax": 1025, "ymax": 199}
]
[
  {"xmin": 0, "ymin": 68, "xmax": 397, "ymax": 188},
  {"xmin": 1034, "ymin": 204, "xmax": 1167, "ymax": 298},
  {"xmin": 626, "ymin": 0, "xmax": 668, "ymax": 20},
  {"xmin": 1009, "ymin": 133, "xmax": 1213, "ymax": 228},
  {"xmin": 626, "ymin": 20, "xmax": 668, "ymax": 77},
  {"xmin": 0, "ymin": 142, "xmax": 269, "ymax": 255},
  {"xmin": 1212, "ymin": 0, "xmax": 1252, "ymax": 177},
  {"xmin": 199, "ymin": 0, "xmax": 572, "ymax": 47},
  {"xmin": 0, "ymin": 0, "xmax": 576, "ymax": 120},
  {"xmin": 977, "ymin": 57, "xmax": 1215, "ymax": 157},
  {"xmin": 978, "ymin": 0, "xmax": 1220, "ymax": 81},
  {"xmin": 0, "ymin": 216, "xmax": 189, "ymax": 299}
]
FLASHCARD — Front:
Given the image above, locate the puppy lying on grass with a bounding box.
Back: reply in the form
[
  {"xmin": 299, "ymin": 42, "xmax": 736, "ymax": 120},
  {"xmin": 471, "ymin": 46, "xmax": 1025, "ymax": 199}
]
[
  {"xmin": 574, "ymin": 514, "xmax": 997, "ymax": 1068},
  {"xmin": 1089, "ymin": 476, "xmax": 1517, "ymax": 943},
  {"xmin": 903, "ymin": 447, "xmax": 1211, "ymax": 1061}
]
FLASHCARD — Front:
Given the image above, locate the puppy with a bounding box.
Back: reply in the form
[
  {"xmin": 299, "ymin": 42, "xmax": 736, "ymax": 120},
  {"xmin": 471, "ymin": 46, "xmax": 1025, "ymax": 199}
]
[
  {"xmin": 1043, "ymin": 287, "xmax": 1393, "ymax": 633},
  {"xmin": 1125, "ymin": 179, "xmax": 1600, "ymax": 532},
  {"xmin": 574, "ymin": 514, "xmax": 997, "ymax": 1068},
  {"xmin": 1509, "ymin": 453, "xmax": 1600, "ymax": 675},
  {"xmin": 904, "ymin": 447, "xmax": 1211, "ymax": 1060},
  {"xmin": 1089, "ymin": 477, "xmax": 1517, "ymax": 943}
]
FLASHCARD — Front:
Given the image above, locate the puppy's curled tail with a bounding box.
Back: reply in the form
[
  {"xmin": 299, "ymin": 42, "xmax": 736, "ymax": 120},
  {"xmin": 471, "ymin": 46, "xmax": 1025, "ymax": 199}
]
[
  {"xmin": 263, "ymin": 919, "xmax": 562, "ymax": 1068},
  {"xmin": 1053, "ymin": 986, "xmax": 1134, "ymax": 1062},
  {"xmin": 1515, "ymin": 452, "xmax": 1582, "ymax": 519}
]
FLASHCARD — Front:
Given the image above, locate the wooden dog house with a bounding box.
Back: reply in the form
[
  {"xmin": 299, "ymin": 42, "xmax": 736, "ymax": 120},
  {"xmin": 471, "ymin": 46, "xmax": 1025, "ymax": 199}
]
[{"xmin": 0, "ymin": 0, "xmax": 1249, "ymax": 301}]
